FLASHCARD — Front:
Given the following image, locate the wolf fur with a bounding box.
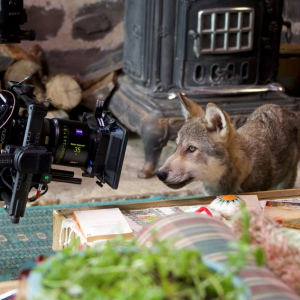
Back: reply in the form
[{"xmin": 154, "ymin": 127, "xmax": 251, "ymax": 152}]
[{"xmin": 156, "ymin": 93, "xmax": 300, "ymax": 195}]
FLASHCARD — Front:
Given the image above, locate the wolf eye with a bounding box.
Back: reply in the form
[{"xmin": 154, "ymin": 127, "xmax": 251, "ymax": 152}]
[{"xmin": 188, "ymin": 146, "xmax": 196, "ymax": 152}]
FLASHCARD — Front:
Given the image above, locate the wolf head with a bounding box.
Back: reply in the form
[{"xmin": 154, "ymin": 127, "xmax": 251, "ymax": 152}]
[{"xmin": 156, "ymin": 93, "xmax": 235, "ymax": 190}]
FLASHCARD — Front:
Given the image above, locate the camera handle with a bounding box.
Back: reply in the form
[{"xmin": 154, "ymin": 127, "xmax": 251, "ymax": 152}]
[{"xmin": 2, "ymin": 81, "xmax": 51, "ymax": 223}]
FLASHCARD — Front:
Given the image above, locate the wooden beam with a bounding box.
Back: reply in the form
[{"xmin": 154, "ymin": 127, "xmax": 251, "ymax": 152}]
[{"xmin": 280, "ymin": 43, "xmax": 300, "ymax": 56}]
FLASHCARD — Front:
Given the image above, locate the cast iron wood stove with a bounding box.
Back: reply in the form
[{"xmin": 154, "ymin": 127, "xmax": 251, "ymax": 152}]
[{"xmin": 109, "ymin": 0, "xmax": 299, "ymax": 178}]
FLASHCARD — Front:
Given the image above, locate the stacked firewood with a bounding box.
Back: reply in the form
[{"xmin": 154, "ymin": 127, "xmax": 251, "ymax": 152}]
[{"xmin": 0, "ymin": 44, "xmax": 122, "ymax": 119}]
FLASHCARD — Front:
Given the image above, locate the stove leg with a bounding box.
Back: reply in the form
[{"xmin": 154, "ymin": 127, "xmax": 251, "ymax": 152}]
[
  {"xmin": 108, "ymin": 77, "xmax": 184, "ymax": 179},
  {"xmin": 138, "ymin": 118, "xmax": 168, "ymax": 178}
]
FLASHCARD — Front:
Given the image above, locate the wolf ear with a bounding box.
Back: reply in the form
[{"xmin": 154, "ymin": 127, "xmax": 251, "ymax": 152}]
[
  {"xmin": 178, "ymin": 93, "xmax": 204, "ymax": 120},
  {"xmin": 205, "ymin": 103, "xmax": 232, "ymax": 138}
]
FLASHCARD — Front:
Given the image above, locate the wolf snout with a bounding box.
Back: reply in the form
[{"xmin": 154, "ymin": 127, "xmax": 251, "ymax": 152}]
[{"xmin": 156, "ymin": 169, "xmax": 168, "ymax": 182}]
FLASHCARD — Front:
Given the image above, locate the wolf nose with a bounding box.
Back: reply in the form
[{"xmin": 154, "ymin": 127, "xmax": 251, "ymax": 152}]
[{"xmin": 156, "ymin": 170, "xmax": 168, "ymax": 182}]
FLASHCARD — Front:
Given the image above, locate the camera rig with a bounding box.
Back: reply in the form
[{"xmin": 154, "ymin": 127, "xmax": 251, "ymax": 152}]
[
  {"xmin": 0, "ymin": 0, "xmax": 35, "ymax": 43},
  {"xmin": 0, "ymin": 79, "xmax": 128, "ymax": 223}
]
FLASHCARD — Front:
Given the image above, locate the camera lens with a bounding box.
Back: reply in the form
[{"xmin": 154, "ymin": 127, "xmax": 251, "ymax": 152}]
[{"xmin": 42, "ymin": 118, "xmax": 97, "ymax": 167}]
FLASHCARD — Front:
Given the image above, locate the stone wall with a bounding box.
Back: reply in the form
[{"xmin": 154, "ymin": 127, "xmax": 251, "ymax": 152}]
[{"xmin": 21, "ymin": 0, "xmax": 124, "ymax": 76}]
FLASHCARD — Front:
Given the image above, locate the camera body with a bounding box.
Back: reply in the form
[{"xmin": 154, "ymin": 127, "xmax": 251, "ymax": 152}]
[
  {"xmin": 0, "ymin": 80, "xmax": 128, "ymax": 223},
  {"xmin": 0, "ymin": 0, "xmax": 35, "ymax": 43}
]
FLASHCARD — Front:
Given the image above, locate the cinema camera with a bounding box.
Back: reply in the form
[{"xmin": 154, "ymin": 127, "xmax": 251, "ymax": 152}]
[
  {"xmin": 0, "ymin": 80, "xmax": 128, "ymax": 224},
  {"xmin": 0, "ymin": 1, "xmax": 128, "ymax": 224}
]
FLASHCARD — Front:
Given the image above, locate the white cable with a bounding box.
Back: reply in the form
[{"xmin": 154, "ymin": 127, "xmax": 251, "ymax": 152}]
[{"xmin": 0, "ymin": 89, "xmax": 16, "ymax": 129}]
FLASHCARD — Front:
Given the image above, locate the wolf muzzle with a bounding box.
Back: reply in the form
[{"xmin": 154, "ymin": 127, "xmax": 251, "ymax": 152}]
[{"xmin": 156, "ymin": 169, "xmax": 168, "ymax": 182}]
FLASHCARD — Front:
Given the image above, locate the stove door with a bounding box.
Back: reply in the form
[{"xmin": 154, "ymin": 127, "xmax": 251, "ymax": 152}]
[{"xmin": 175, "ymin": 0, "xmax": 282, "ymax": 89}]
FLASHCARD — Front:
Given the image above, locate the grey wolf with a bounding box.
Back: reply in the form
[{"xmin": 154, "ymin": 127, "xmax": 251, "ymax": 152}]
[{"xmin": 156, "ymin": 93, "xmax": 300, "ymax": 195}]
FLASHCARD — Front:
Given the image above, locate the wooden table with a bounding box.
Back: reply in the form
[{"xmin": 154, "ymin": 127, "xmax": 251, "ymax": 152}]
[
  {"xmin": 2, "ymin": 189, "xmax": 299, "ymax": 298},
  {"xmin": 52, "ymin": 189, "xmax": 300, "ymax": 251}
]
